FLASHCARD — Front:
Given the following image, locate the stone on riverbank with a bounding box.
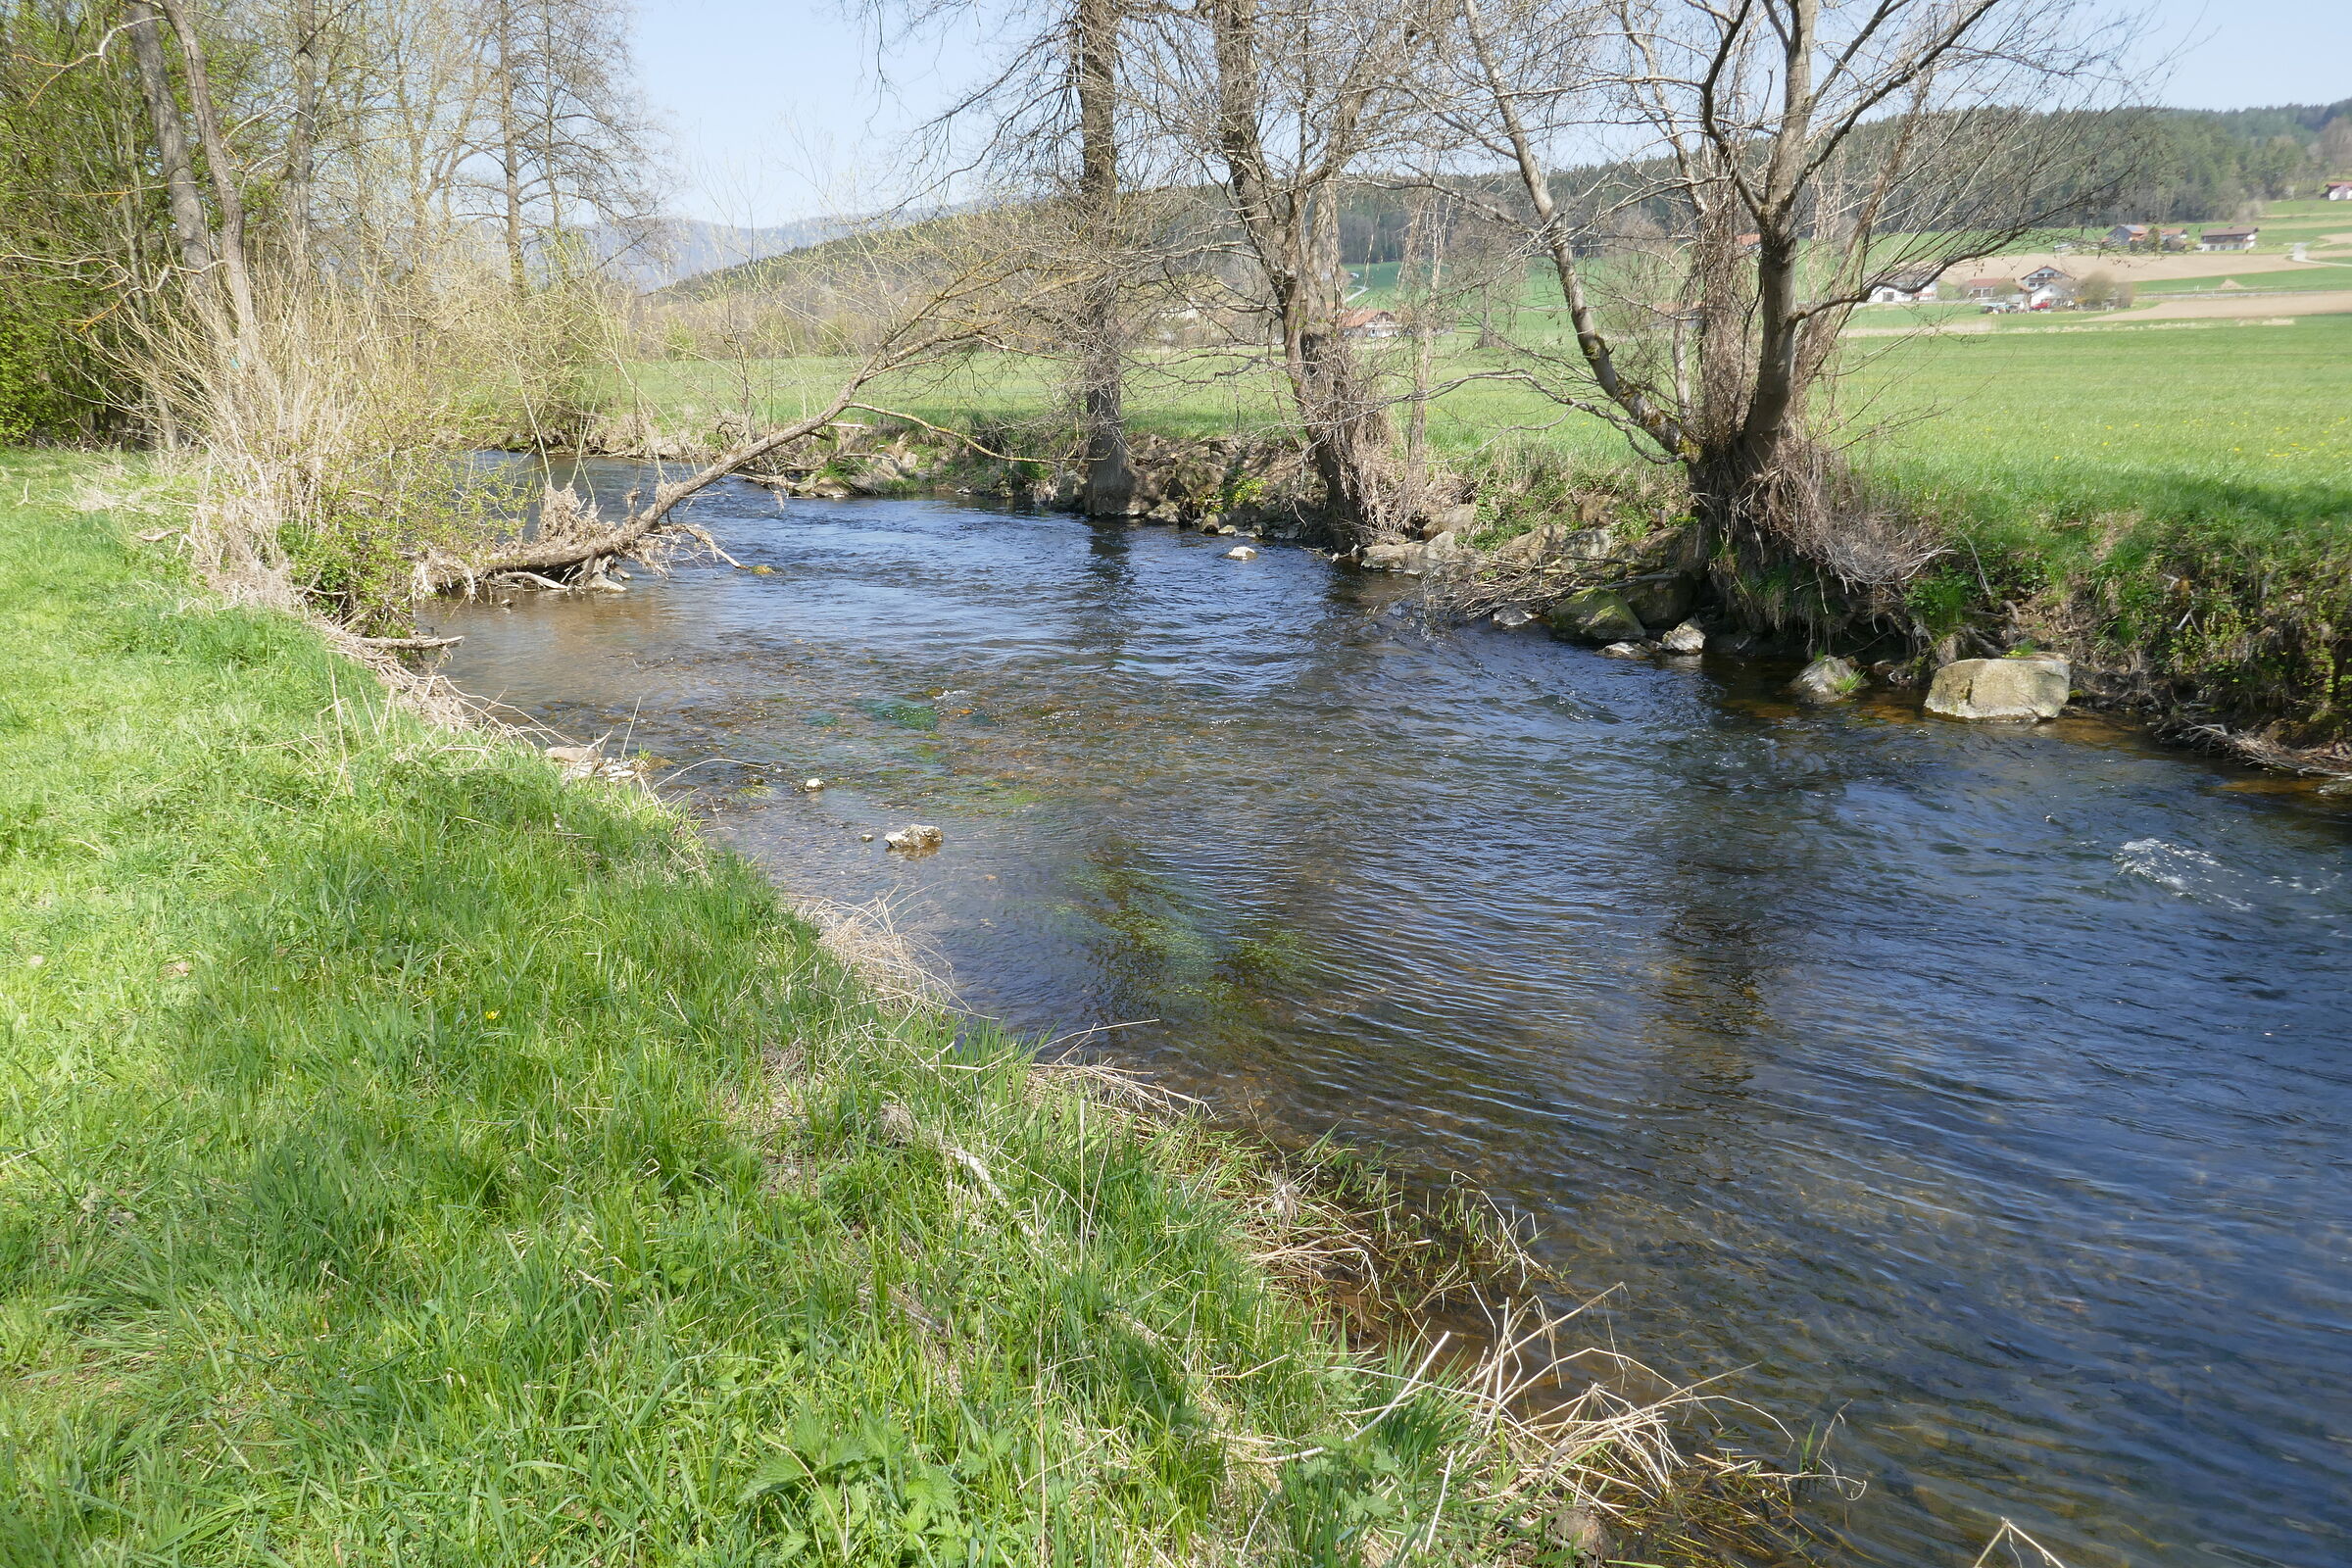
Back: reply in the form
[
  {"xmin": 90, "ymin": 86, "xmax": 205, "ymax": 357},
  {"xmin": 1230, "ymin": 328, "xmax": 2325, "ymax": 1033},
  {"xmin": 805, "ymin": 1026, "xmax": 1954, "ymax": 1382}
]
[
  {"xmin": 1925, "ymin": 656, "xmax": 2072, "ymax": 720},
  {"xmin": 1546, "ymin": 589, "xmax": 1645, "ymax": 644},
  {"xmin": 1492, "ymin": 603, "xmax": 1537, "ymax": 629},
  {"xmin": 1625, "ymin": 574, "xmax": 1694, "ymax": 628},
  {"xmin": 1421, "ymin": 503, "xmax": 1479, "ymax": 537},
  {"xmin": 1661, "ymin": 620, "xmax": 1706, "ymax": 655},
  {"xmin": 1789, "ymin": 655, "xmax": 1863, "ymax": 705}
]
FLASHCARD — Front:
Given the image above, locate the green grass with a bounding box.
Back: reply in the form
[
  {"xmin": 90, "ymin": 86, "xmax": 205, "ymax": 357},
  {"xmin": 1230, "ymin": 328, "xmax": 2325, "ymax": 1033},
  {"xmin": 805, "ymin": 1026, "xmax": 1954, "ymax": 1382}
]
[{"xmin": 0, "ymin": 452, "xmax": 1637, "ymax": 1564}]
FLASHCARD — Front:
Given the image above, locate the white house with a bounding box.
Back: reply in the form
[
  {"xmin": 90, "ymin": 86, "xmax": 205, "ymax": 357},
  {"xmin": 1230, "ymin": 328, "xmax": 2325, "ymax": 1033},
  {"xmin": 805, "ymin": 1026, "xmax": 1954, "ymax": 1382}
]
[
  {"xmin": 2197, "ymin": 227, "xmax": 2259, "ymax": 252},
  {"xmin": 1866, "ymin": 268, "xmax": 1940, "ymax": 304},
  {"xmin": 1337, "ymin": 308, "xmax": 1401, "ymax": 340},
  {"xmin": 2019, "ymin": 266, "xmax": 2074, "ymax": 292}
]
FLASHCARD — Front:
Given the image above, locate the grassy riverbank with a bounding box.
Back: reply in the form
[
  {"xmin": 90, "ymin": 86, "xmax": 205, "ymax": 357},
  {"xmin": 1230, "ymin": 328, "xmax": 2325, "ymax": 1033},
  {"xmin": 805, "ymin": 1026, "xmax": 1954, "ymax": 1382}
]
[
  {"xmin": 612, "ymin": 305, "xmax": 2352, "ymax": 747},
  {"xmin": 0, "ymin": 451, "xmax": 1670, "ymax": 1564}
]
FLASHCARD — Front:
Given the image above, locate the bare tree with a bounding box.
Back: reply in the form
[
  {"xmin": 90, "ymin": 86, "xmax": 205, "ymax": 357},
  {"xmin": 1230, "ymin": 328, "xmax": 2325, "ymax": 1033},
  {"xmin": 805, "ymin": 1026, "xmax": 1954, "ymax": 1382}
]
[
  {"xmin": 1140, "ymin": 0, "xmax": 1442, "ymax": 545},
  {"xmin": 1445, "ymin": 0, "xmax": 2128, "ymax": 601}
]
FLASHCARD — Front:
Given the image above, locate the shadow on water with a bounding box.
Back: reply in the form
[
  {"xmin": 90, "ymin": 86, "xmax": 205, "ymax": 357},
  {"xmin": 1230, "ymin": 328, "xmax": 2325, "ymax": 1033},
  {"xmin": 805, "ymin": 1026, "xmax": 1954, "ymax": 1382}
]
[{"xmin": 428, "ymin": 463, "xmax": 2352, "ymax": 1568}]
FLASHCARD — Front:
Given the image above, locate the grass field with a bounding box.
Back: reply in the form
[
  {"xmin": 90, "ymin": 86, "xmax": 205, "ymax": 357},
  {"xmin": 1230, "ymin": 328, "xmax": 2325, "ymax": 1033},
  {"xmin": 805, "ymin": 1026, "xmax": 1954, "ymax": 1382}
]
[{"xmin": 0, "ymin": 452, "xmax": 1640, "ymax": 1564}]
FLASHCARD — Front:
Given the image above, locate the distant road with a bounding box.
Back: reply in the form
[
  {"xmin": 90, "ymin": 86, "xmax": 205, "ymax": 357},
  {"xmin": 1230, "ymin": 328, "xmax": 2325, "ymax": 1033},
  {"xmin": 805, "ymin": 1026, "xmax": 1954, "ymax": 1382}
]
[{"xmin": 2115, "ymin": 289, "xmax": 2352, "ymax": 320}]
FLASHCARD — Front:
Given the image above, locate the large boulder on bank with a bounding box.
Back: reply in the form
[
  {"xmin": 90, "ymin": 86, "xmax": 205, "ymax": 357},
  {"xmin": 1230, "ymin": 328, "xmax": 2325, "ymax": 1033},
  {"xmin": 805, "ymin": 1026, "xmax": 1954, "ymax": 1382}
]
[
  {"xmin": 1925, "ymin": 656, "xmax": 2071, "ymax": 720},
  {"xmin": 1420, "ymin": 530, "xmax": 1472, "ymax": 567},
  {"xmin": 1361, "ymin": 540, "xmax": 1426, "ymax": 573},
  {"xmin": 1546, "ymin": 589, "xmax": 1646, "ymax": 644},
  {"xmin": 1625, "ymin": 574, "xmax": 1695, "ymax": 629},
  {"xmin": 1420, "ymin": 503, "xmax": 1479, "ymax": 538},
  {"xmin": 1789, "ymin": 655, "xmax": 1863, "ymax": 705}
]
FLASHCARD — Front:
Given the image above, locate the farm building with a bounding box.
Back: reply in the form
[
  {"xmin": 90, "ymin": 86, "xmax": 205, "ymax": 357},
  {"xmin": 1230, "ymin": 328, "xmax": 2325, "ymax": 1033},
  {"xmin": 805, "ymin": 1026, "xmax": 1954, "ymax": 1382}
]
[
  {"xmin": 1337, "ymin": 308, "xmax": 1401, "ymax": 340},
  {"xmin": 2160, "ymin": 227, "xmax": 2189, "ymax": 251},
  {"xmin": 1962, "ymin": 276, "xmax": 2011, "ymax": 301},
  {"xmin": 1865, "ymin": 269, "xmax": 1940, "ymax": 304},
  {"xmin": 2019, "ymin": 266, "xmax": 2074, "ymax": 291},
  {"xmin": 2107, "ymin": 223, "xmax": 2150, "ymax": 248},
  {"xmin": 2197, "ymin": 227, "xmax": 2259, "ymax": 252},
  {"xmin": 2328, "ymin": 182, "xmax": 2352, "ymax": 201}
]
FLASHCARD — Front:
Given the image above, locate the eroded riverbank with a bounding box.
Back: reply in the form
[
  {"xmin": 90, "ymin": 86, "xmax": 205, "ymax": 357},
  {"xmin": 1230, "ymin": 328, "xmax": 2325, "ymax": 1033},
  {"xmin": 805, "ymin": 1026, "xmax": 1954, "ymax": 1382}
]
[{"xmin": 428, "ymin": 468, "xmax": 2352, "ymax": 1568}]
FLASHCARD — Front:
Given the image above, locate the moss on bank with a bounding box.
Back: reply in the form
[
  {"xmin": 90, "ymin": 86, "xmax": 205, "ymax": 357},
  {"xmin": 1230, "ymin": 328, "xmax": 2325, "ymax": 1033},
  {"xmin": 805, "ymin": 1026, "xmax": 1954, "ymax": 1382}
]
[{"xmin": 0, "ymin": 452, "xmax": 1694, "ymax": 1564}]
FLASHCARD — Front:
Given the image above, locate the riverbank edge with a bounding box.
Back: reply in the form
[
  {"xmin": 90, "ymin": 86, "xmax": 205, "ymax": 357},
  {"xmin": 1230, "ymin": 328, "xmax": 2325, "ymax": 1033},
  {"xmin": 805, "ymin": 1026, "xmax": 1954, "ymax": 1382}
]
[
  {"xmin": 0, "ymin": 450, "xmax": 1742, "ymax": 1563},
  {"xmin": 571, "ymin": 418, "xmax": 2350, "ymax": 777}
]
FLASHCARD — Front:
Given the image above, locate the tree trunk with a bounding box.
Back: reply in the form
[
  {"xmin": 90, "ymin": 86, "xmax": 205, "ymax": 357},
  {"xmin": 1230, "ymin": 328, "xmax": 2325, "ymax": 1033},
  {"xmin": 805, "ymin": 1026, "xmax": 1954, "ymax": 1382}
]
[
  {"xmin": 288, "ymin": 0, "xmax": 318, "ymax": 263},
  {"xmin": 154, "ymin": 0, "xmax": 256, "ymax": 337},
  {"xmin": 1073, "ymin": 0, "xmax": 1134, "ymax": 516},
  {"xmin": 123, "ymin": 0, "xmax": 212, "ymax": 273},
  {"xmin": 496, "ymin": 0, "xmax": 528, "ymax": 297}
]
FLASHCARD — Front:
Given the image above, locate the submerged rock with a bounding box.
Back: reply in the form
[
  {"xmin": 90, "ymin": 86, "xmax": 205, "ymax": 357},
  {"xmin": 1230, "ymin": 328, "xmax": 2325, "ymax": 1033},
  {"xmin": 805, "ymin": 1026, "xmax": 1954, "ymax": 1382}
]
[
  {"xmin": 1491, "ymin": 603, "xmax": 1537, "ymax": 629},
  {"xmin": 1546, "ymin": 589, "xmax": 1645, "ymax": 644},
  {"xmin": 1925, "ymin": 656, "xmax": 2072, "ymax": 720},
  {"xmin": 1598, "ymin": 641, "xmax": 1650, "ymax": 660},
  {"xmin": 1789, "ymin": 655, "xmax": 1864, "ymax": 705},
  {"xmin": 1660, "ymin": 620, "xmax": 1706, "ymax": 655}
]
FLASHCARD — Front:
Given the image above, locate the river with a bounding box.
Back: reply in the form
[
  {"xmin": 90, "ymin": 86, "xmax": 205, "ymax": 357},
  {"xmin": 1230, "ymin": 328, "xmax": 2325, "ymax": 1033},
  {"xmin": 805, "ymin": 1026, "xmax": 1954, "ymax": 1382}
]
[{"xmin": 424, "ymin": 466, "xmax": 2352, "ymax": 1568}]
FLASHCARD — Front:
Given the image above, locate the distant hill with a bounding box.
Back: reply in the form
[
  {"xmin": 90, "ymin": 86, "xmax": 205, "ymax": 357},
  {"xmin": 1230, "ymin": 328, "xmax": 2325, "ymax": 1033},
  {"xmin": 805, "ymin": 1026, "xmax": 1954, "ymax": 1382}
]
[
  {"xmin": 647, "ymin": 98, "xmax": 2352, "ymax": 295},
  {"xmin": 583, "ymin": 217, "xmax": 860, "ymax": 291}
]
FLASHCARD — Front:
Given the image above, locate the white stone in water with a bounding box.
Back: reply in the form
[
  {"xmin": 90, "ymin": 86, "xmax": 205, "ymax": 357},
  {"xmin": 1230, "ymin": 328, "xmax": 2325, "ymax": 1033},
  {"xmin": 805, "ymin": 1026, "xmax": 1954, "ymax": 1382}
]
[
  {"xmin": 804, "ymin": 777, "xmax": 824, "ymax": 791},
  {"xmin": 1598, "ymin": 641, "xmax": 1650, "ymax": 660},
  {"xmin": 1661, "ymin": 620, "xmax": 1706, "ymax": 654},
  {"xmin": 1789, "ymin": 655, "xmax": 1863, "ymax": 705},
  {"xmin": 1491, "ymin": 603, "xmax": 1536, "ymax": 629},
  {"xmin": 884, "ymin": 824, "xmax": 944, "ymax": 852},
  {"xmin": 1224, "ymin": 546, "xmax": 1258, "ymax": 561}
]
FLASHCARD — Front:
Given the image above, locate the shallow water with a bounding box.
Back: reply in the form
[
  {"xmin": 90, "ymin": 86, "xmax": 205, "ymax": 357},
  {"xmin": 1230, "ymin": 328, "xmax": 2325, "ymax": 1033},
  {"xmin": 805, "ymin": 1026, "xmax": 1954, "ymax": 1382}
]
[{"xmin": 427, "ymin": 466, "xmax": 2352, "ymax": 1568}]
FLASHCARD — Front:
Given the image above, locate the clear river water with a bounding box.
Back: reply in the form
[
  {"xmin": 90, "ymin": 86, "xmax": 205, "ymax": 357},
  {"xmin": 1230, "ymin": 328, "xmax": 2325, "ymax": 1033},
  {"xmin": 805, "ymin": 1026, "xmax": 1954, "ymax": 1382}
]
[{"xmin": 425, "ymin": 466, "xmax": 2352, "ymax": 1568}]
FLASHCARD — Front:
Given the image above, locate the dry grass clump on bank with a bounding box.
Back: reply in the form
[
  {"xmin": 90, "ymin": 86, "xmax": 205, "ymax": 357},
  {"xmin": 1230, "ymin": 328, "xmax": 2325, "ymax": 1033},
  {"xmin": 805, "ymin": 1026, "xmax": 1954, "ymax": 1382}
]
[{"xmin": 139, "ymin": 257, "xmax": 617, "ymax": 631}]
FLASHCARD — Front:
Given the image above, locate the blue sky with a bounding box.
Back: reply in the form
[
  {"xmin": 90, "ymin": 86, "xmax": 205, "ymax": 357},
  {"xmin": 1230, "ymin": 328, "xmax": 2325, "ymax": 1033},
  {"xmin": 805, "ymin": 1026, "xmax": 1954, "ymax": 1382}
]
[{"xmin": 633, "ymin": 0, "xmax": 2352, "ymax": 223}]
